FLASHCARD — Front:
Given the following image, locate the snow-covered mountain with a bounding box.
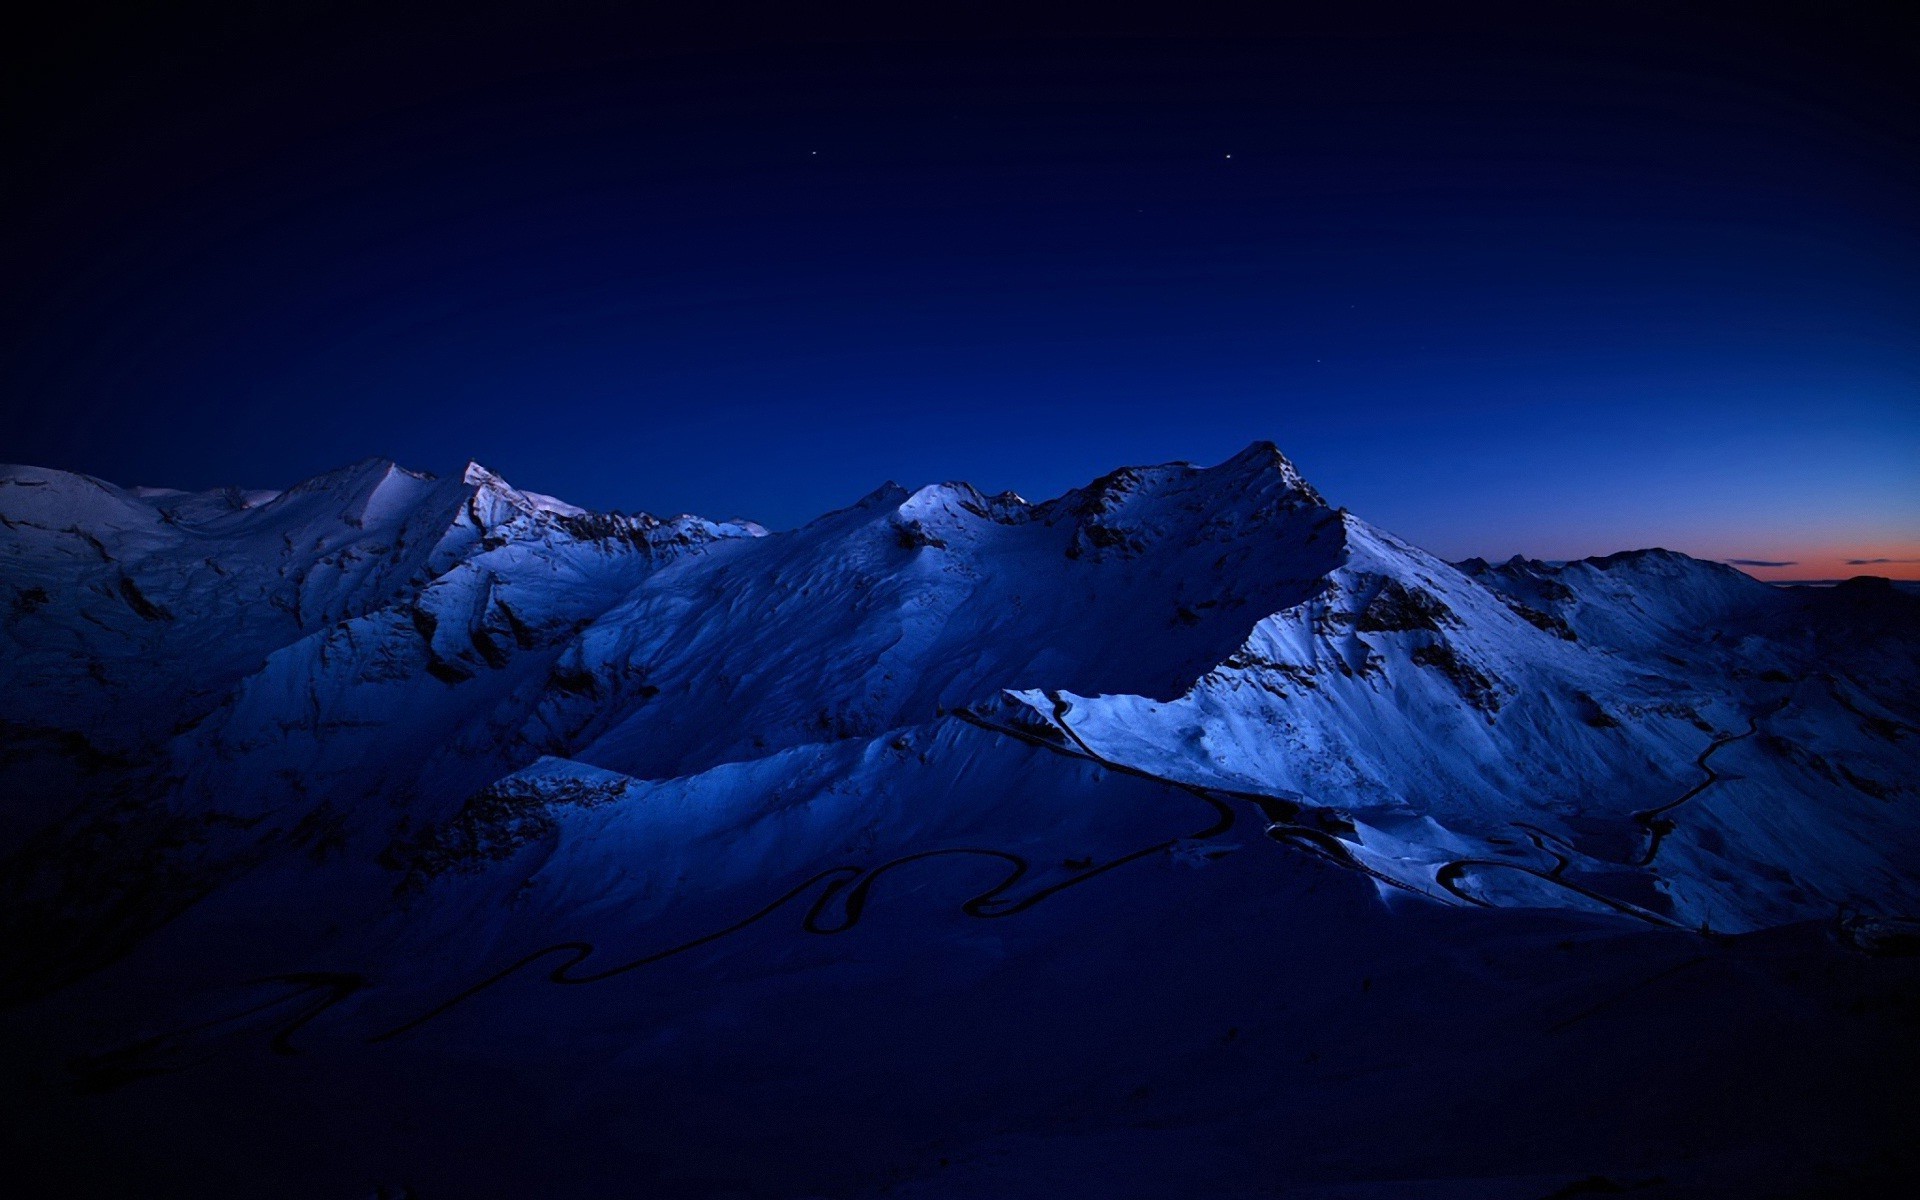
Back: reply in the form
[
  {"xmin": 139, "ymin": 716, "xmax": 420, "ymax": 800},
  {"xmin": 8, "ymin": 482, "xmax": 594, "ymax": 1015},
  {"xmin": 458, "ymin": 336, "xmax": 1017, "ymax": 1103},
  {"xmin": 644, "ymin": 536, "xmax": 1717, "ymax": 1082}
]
[{"xmin": 3, "ymin": 445, "xmax": 1916, "ymax": 1197}]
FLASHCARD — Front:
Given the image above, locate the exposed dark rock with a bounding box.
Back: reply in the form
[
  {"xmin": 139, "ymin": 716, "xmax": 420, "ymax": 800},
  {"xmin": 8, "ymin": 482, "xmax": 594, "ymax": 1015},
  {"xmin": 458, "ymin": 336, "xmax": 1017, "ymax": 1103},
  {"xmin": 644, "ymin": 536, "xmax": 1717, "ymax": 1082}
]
[
  {"xmin": 425, "ymin": 659, "xmax": 474, "ymax": 685},
  {"xmin": 1502, "ymin": 596, "xmax": 1577, "ymax": 640},
  {"xmin": 469, "ymin": 629, "xmax": 511, "ymax": 670},
  {"xmin": 409, "ymin": 606, "xmax": 438, "ymax": 643},
  {"xmin": 892, "ymin": 519, "xmax": 948, "ymax": 551},
  {"xmin": 548, "ymin": 665, "xmax": 599, "ymax": 698},
  {"xmin": 1410, "ymin": 641, "xmax": 1501, "ymax": 712},
  {"xmin": 1575, "ymin": 692, "xmax": 1622, "ymax": 728},
  {"xmin": 1356, "ymin": 578, "xmax": 1455, "ymax": 634},
  {"xmin": 116, "ymin": 577, "xmax": 172, "ymax": 622},
  {"xmin": 497, "ymin": 601, "xmax": 539, "ymax": 650},
  {"xmin": 556, "ymin": 511, "xmax": 662, "ymax": 548},
  {"xmin": 383, "ymin": 769, "xmax": 633, "ymax": 887},
  {"xmin": 1839, "ymin": 764, "xmax": 1893, "ymax": 800}
]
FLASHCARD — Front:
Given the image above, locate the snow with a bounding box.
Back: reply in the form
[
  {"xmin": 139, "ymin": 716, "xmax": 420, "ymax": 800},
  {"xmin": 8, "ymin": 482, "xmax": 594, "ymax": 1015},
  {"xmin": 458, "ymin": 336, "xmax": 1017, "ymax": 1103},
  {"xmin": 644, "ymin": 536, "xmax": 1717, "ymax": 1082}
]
[
  {"xmin": 6, "ymin": 443, "xmax": 1912, "ymax": 927},
  {"xmin": 2, "ymin": 442, "xmax": 1916, "ymax": 1196}
]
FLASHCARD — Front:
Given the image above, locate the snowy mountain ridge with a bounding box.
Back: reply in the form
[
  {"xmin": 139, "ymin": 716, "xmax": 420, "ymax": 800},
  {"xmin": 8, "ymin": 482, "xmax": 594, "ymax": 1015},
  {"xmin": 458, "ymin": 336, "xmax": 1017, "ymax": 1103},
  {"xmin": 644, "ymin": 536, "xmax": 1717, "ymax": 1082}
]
[
  {"xmin": 4, "ymin": 441, "xmax": 1918, "ymax": 1196},
  {"xmin": 4, "ymin": 442, "xmax": 1915, "ymax": 957}
]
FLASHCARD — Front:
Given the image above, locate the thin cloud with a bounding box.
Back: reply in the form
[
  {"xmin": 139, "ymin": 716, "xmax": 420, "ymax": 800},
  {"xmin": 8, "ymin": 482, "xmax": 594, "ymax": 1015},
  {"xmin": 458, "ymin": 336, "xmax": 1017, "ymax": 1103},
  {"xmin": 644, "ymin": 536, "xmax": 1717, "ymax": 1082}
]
[
  {"xmin": 1845, "ymin": 557, "xmax": 1920, "ymax": 565},
  {"xmin": 1725, "ymin": 558, "xmax": 1796, "ymax": 568}
]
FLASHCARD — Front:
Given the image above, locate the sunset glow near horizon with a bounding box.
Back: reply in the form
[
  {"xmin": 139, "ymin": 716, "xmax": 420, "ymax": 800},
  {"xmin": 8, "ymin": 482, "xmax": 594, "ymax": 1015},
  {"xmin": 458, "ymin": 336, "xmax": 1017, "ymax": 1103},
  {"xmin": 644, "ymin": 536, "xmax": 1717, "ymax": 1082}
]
[{"xmin": 1694, "ymin": 553, "xmax": 1920, "ymax": 586}]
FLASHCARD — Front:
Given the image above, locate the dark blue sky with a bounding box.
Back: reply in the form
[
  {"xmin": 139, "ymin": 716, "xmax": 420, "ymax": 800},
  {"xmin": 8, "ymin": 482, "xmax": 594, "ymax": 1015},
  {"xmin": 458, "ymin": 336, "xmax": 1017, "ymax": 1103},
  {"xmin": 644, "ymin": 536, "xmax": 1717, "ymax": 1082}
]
[{"xmin": 5, "ymin": 4, "xmax": 1916, "ymax": 576}]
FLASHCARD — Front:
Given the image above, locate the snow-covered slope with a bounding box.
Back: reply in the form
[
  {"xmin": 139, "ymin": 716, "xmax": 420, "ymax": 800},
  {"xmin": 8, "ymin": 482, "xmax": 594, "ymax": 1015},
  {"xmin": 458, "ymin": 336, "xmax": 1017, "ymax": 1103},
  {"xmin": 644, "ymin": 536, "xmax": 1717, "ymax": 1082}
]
[{"xmin": 3, "ymin": 444, "xmax": 1916, "ymax": 1197}]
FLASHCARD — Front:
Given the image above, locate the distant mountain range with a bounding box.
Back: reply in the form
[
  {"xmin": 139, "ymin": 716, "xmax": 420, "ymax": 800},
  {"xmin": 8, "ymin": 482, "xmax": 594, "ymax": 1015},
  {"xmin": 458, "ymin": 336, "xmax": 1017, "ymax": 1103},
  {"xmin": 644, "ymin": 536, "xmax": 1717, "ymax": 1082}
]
[{"xmin": 3, "ymin": 444, "xmax": 1916, "ymax": 1197}]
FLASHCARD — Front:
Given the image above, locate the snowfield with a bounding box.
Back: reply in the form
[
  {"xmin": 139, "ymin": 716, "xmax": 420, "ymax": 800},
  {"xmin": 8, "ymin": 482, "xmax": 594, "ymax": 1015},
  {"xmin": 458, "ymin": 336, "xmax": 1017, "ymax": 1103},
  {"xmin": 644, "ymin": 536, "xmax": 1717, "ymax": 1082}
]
[{"xmin": 2, "ymin": 444, "xmax": 1916, "ymax": 1197}]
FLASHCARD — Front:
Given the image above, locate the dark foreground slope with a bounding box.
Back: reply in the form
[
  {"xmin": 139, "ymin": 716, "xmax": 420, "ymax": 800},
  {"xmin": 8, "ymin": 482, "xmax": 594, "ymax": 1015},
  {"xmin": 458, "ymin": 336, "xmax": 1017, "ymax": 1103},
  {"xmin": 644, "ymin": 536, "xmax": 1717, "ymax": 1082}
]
[{"xmin": 2, "ymin": 446, "xmax": 1916, "ymax": 1197}]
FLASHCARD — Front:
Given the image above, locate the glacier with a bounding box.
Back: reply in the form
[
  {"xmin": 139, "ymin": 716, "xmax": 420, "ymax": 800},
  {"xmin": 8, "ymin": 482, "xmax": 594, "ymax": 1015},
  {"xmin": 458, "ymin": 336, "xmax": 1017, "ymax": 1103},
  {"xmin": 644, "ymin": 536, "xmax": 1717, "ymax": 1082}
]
[{"xmin": 1, "ymin": 443, "xmax": 1916, "ymax": 1197}]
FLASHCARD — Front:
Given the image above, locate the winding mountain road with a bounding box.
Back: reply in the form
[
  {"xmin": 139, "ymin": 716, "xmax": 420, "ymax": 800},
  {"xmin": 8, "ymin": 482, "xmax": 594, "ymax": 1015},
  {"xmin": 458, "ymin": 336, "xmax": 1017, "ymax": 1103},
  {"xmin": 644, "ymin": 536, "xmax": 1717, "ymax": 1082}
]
[
  {"xmin": 77, "ymin": 694, "xmax": 1777, "ymax": 1078},
  {"xmin": 1630, "ymin": 700, "xmax": 1786, "ymax": 868},
  {"xmin": 1435, "ymin": 700, "xmax": 1787, "ymax": 924}
]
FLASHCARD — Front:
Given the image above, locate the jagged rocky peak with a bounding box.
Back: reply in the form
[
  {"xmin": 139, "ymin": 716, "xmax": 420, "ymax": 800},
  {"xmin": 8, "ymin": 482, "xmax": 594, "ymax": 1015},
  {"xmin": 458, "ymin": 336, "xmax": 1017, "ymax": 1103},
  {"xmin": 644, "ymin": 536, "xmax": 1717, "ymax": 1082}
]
[
  {"xmin": 921, "ymin": 441, "xmax": 1326, "ymax": 567},
  {"xmin": 836, "ymin": 443, "xmax": 1341, "ymax": 569},
  {"xmin": 1215, "ymin": 438, "xmax": 1325, "ymax": 504},
  {"xmin": 792, "ymin": 442, "xmax": 1331, "ymax": 553},
  {"xmin": 450, "ymin": 461, "xmax": 553, "ymax": 532},
  {"xmin": 460, "ymin": 460, "xmax": 505, "ymax": 488},
  {"xmin": 1058, "ymin": 440, "xmax": 1325, "ymax": 518},
  {"xmin": 453, "ymin": 460, "xmax": 579, "ymax": 517}
]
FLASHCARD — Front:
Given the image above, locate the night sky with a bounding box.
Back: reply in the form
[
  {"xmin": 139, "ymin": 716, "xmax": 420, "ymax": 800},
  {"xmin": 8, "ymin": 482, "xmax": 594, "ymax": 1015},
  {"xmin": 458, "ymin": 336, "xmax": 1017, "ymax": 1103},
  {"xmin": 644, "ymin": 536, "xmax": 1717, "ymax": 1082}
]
[{"xmin": 4, "ymin": 3, "xmax": 1916, "ymax": 579}]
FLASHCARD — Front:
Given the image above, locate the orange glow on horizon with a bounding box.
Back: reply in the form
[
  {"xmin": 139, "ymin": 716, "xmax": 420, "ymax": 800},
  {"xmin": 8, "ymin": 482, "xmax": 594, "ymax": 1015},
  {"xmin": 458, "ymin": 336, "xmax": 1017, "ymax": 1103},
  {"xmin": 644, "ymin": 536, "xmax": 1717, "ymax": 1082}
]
[{"xmin": 1719, "ymin": 546, "xmax": 1920, "ymax": 584}]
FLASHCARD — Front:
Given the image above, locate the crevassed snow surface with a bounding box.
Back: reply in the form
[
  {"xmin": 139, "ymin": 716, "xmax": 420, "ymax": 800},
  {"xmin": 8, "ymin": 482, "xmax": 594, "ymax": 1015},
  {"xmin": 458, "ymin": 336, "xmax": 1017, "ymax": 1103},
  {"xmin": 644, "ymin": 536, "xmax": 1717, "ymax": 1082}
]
[{"xmin": 1, "ymin": 443, "xmax": 1916, "ymax": 1197}]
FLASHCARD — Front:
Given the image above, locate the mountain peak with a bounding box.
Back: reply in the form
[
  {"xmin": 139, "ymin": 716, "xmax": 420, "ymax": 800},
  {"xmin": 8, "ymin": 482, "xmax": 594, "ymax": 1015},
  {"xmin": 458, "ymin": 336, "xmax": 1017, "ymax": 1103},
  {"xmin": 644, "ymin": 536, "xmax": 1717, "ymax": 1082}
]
[
  {"xmin": 853, "ymin": 481, "xmax": 912, "ymax": 510},
  {"xmin": 1214, "ymin": 439, "xmax": 1324, "ymax": 504},
  {"xmin": 460, "ymin": 460, "xmax": 505, "ymax": 488}
]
